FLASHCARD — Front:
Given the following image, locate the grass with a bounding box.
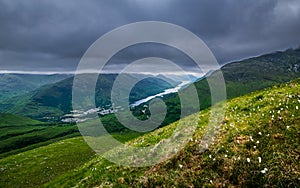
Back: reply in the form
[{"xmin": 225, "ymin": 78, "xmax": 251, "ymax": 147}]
[
  {"xmin": 0, "ymin": 111, "xmax": 146, "ymax": 159},
  {"xmin": 0, "ymin": 137, "xmax": 94, "ymax": 188},
  {"xmin": 44, "ymin": 78, "xmax": 300, "ymax": 187},
  {"xmin": 0, "ymin": 131, "xmax": 143, "ymax": 188},
  {"xmin": 0, "ymin": 113, "xmax": 42, "ymax": 127},
  {"xmin": 0, "ymin": 113, "xmax": 82, "ymax": 159}
]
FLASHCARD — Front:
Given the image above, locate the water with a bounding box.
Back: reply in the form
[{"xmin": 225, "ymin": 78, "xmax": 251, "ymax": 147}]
[
  {"xmin": 61, "ymin": 81, "xmax": 191, "ymax": 123},
  {"xmin": 130, "ymin": 81, "xmax": 190, "ymax": 107}
]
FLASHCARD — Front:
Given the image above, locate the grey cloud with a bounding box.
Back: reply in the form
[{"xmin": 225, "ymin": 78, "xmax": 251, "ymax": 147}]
[{"xmin": 0, "ymin": 0, "xmax": 299, "ymax": 72}]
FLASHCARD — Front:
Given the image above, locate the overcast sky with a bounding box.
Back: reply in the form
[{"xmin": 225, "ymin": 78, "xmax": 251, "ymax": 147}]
[{"xmin": 0, "ymin": 0, "xmax": 300, "ymax": 74}]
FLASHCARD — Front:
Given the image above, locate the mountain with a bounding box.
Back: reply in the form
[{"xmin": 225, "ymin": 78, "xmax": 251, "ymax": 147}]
[
  {"xmin": 2, "ymin": 74, "xmax": 178, "ymax": 121},
  {"xmin": 2, "ymin": 78, "xmax": 299, "ymax": 188},
  {"xmin": 153, "ymin": 47, "xmax": 300, "ymax": 126},
  {"xmin": 0, "ymin": 74, "xmax": 71, "ymax": 104},
  {"xmin": 219, "ymin": 47, "xmax": 300, "ymax": 99}
]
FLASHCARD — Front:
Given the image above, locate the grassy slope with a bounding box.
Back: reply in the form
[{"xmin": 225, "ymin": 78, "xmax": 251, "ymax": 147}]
[
  {"xmin": 0, "ymin": 125, "xmax": 80, "ymax": 158},
  {"xmin": 45, "ymin": 79, "xmax": 300, "ymax": 187},
  {"xmin": 0, "ymin": 111, "xmax": 146, "ymax": 159},
  {"xmin": 203, "ymin": 48, "xmax": 300, "ymax": 106},
  {"xmin": 0, "ymin": 113, "xmax": 80, "ymax": 159},
  {"xmin": 0, "ymin": 113, "xmax": 41, "ymax": 127},
  {"xmin": 0, "ymin": 137, "xmax": 94, "ymax": 188},
  {"xmin": 0, "ymin": 132, "xmax": 143, "ymax": 188}
]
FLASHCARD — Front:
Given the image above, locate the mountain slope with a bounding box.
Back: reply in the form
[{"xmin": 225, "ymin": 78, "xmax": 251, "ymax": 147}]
[
  {"xmin": 154, "ymin": 47, "xmax": 300, "ymax": 126},
  {"xmin": 0, "ymin": 74, "xmax": 71, "ymax": 104},
  {"xmin": 41, "ymin": 78, "xmax": 300, "ymax": 187},
  {"xmin": 199, "ymin": 47, "xmax": 300, "ymax": 107},
  {"xmin": 3, "ymin": 74, "xmax": 177, "ymax": 121}
]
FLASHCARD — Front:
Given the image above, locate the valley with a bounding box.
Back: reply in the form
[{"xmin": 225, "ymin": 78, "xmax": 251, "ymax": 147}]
[
  {"xmin": 0, "ymin": 48, "xmax": 300, "ymax": 187},
  {"xmin": 1, "ymin": 77, "xmax": 299, "ymax": 187}
]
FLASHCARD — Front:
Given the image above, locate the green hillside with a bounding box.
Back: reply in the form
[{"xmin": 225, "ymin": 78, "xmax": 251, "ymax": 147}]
[
  {"xmin": 0, "ymin": 113, "xmax": 41, "ymax": 127},
  {"xmin": 45, "ymin": 78, "xmax": 299, "ymax": 187},
  {"xmin": 3, "ymin": 74, "xmax": 177, "ymax": 121},
  {"xmin": 0, "ymin": 78, "xmax": 297, "ymax": 187},
  {"xmin": 198, "ymin": 47, "xmax": 300, "ymax": 107},
  {"xmin": 0, "ymin": 132, "xmax": 143, "ymax": 188},
  {"xmin": 0, "ymin": 114, "xmax": 81, "ymax": 159},
  {"xmin": 155, "ymin": 47, "xmax": 300, "ymax": 126},
  {"xmin": 0, "ymin": 74, "xmax": 71, "ymax": 104},
  {"xmin": 0, "ymin": 137, "xmax": 94, "ymax": 188},
  {"xmin": 0, "ymin": 112, "xmax": 146, "ymax": 159}
]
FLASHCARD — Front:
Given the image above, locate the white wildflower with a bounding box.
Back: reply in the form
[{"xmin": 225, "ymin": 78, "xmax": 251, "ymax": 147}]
[
  {"xmin": 261, "ymin": 167, "xmax": 268, "ymax": 174},
  {"xmin": 296, "ymin": 106, "xmax": 299, "ymax": 110},
  {"xmin": 256, "ymin": 140, "xmax": 260, "ymax": 144},
  {"xmin": 286, "ymin": 126, "xmax": 290, "ymax": 129},
  {"xmin": 250, "ymin": 136, "xmax": 254, "ymax": 142},
  {"xmin": 247, "ymin": 158, "xmax": 250, "ymax": 163},
  {"xmin": 258, "ymin": 132, "xmax": 262, "ymax": 135},
  {"xmin": 179, "ymin": 164, "xmax": 183, "ymax": 168},
  {"xmin": 258, "ymin": 157, "xmax": 262, "ymax": 163}
]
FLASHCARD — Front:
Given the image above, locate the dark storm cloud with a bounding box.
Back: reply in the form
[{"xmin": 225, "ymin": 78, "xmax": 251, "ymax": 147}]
[{"xmin": 0, "ymin": 0, "xmax": 300, "ymax": 72}]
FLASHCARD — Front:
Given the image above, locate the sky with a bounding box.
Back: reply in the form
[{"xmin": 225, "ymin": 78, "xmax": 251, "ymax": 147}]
[{"xmin": 0, "ymin": 0, "xmax": 300, "ymax": 74}]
